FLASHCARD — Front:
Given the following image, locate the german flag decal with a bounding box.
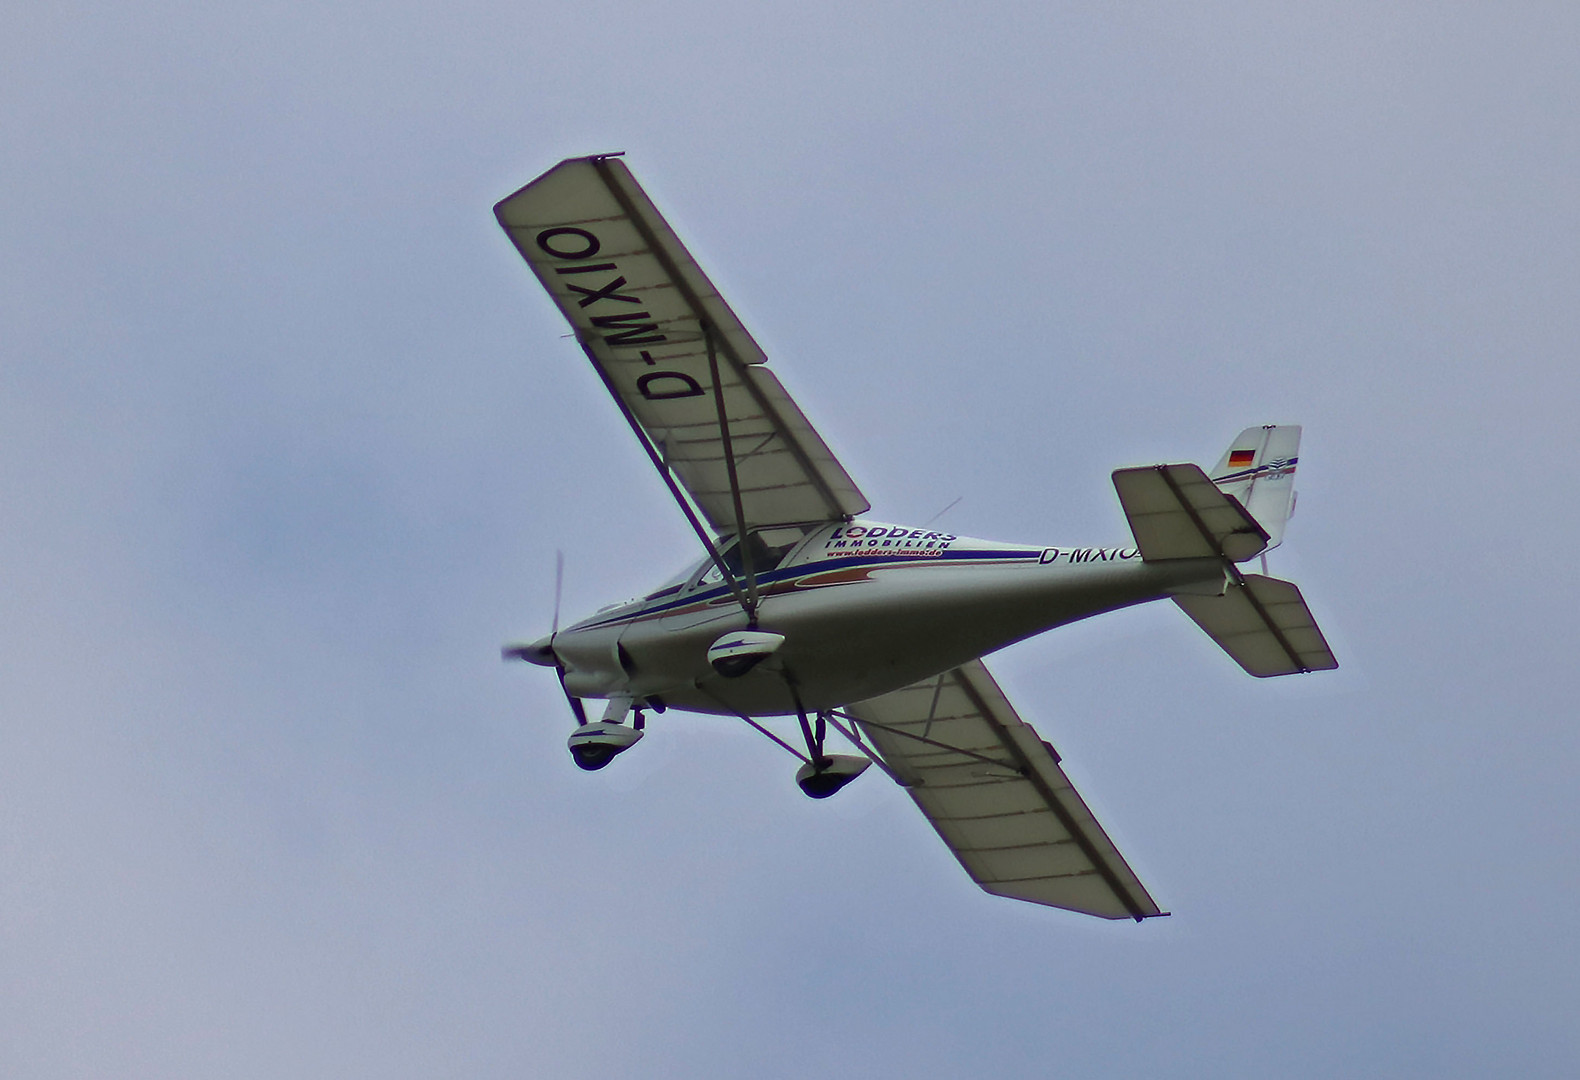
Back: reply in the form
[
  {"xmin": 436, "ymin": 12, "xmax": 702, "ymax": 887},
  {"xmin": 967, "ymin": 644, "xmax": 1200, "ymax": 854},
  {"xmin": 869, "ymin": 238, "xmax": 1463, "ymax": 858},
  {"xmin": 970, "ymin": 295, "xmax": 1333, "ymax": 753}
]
[{"xmin": 1228, "ymin": 449, "xmax": 1256, "ymax": 467}]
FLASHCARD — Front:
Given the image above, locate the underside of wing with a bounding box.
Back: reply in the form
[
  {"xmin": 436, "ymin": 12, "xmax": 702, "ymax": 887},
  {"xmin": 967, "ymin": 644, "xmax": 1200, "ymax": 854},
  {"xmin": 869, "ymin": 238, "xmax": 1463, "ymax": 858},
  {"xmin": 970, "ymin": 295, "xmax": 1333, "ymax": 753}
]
[
  {"xmin": 495, "ymin": 155, "xmax": 868, "ymax": 531},
  {"xmin": 844, "ymin": 661, "xmax": 1164, "ymax": 921}
]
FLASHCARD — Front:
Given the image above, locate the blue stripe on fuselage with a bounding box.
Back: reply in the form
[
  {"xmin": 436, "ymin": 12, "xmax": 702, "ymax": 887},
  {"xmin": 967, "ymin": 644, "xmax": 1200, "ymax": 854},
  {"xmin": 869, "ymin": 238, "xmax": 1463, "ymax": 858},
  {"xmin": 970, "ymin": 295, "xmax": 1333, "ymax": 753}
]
[{"xmin": 574, "ymin": 547, "xmax": 1048, "ymax": 631}]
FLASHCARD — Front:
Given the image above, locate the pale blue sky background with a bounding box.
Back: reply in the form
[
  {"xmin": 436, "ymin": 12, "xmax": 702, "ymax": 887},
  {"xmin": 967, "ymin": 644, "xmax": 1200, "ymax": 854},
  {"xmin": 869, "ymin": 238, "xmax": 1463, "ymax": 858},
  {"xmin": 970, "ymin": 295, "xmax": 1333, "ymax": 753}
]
[{"xmin": 4, "ymin": 3, "xmax": 1578, "ymax": 1076}]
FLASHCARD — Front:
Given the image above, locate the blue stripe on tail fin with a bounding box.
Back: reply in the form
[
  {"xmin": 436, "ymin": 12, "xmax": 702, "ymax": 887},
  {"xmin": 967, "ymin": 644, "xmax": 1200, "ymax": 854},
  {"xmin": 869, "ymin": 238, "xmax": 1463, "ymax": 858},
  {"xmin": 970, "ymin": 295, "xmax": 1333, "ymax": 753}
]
[{"xmin": 1209, "ymin": 425, "xmax": 1301, "ymax": 551}]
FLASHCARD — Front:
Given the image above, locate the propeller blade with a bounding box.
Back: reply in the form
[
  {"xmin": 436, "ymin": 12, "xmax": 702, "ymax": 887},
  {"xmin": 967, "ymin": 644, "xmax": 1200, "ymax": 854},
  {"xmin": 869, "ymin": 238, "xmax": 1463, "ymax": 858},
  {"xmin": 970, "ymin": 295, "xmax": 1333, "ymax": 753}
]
[
  {"xmin": 549, "ymin": 549, "xmax": 585, "ymax": 723},
  {"xmin": 552, "ymin": 548, "xmax": 565, "ymax": 637},
  {"xmin": 557, "ymin": 667, "xmax": 588, "ymax": 724}
]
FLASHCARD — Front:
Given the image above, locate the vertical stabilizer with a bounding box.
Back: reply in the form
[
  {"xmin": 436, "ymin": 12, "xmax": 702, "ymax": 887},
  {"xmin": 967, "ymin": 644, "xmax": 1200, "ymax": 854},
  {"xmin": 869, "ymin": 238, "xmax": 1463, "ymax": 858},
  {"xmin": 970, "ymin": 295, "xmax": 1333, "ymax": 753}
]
[{"xmin": 1209, "ymin": 425, "xmax": 1301, "ymax": 550}]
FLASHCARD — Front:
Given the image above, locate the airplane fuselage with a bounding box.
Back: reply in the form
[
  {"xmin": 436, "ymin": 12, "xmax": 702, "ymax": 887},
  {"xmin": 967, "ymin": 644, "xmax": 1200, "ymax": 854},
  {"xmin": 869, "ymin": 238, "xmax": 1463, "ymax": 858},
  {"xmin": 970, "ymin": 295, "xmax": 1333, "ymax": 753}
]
[{"xmin": 530, "ymin": 521, "xmax": 1226, "ymax": 716}]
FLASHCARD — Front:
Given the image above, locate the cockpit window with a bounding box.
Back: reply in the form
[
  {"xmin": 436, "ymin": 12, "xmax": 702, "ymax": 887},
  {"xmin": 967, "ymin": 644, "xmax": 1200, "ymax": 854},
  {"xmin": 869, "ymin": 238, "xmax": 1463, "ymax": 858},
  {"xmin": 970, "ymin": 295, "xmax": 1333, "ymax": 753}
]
[
  {"xmin": 694, "ymin": 528, "xmax": 805, "ymax": 588},
  {"xmin": 643, "ymin": 557, "xmax": 702, "ymax": 600}
]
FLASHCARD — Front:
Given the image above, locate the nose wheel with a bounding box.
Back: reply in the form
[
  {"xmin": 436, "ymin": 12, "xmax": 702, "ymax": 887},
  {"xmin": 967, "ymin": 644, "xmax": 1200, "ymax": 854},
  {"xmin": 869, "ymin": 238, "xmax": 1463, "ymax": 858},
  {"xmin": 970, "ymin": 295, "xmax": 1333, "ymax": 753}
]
[{"xmin": 566, "ymin": 697, "xmax": 645, "ymax": 771}]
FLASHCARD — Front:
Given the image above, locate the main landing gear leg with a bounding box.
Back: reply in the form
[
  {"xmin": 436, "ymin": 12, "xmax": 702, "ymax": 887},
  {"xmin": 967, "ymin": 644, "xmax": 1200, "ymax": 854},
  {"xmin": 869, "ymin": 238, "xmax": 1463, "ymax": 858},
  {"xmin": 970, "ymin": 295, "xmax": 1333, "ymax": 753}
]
[{"xmin": 790, "ymin": 689, "xmax": 870, "ymax": 799}]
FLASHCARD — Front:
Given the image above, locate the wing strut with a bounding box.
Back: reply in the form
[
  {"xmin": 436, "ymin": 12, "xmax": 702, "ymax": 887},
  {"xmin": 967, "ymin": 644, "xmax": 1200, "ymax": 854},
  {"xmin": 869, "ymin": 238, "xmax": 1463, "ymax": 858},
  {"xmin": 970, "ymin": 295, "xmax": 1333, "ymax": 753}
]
[
  {"xmin": 835, "ymin": 711, "xmax": 1029, "ymax": 775},
  {"xmin": 820, "ymin": 712, "xmax": 907, "ymax": 787},
  {"xmin": 572, "ymin": 331, "xmax": 751, "ymax": 615},
  {"xmin": 706, "ymin": 321, "xmax": 760, "ymax": 624}
]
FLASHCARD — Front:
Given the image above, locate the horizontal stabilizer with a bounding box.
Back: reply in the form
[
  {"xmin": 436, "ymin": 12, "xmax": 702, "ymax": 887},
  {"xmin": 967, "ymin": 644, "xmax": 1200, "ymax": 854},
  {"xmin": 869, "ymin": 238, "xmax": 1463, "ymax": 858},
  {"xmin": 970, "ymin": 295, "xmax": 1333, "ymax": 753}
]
[
  {"xmin": 1113, "ymin": 464, "xmax": 1269, "ymax": 563},
  {"xmin": 1173, "ymin": 574, "xmax": 1338, "ymax": 677}
]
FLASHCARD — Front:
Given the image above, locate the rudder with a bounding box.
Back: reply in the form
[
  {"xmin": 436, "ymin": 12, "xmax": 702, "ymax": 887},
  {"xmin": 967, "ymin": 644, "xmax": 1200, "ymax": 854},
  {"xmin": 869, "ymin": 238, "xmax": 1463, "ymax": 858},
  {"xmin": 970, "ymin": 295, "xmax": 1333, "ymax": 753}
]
[{"xmin": 1210, "ymin": 426, "xmax": 1301, "ymax": 550}]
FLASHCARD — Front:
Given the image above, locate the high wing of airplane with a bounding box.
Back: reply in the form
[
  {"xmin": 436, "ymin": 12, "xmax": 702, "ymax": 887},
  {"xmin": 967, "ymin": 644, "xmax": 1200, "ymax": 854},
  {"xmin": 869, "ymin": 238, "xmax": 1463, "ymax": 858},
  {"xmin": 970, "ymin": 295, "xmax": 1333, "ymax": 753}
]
[
  {"xmin": 843, "ymin": 661, "xmax": 1160, "ymax": 919},
  {"xmin": 496, "ymin": 156, "xmax": 865, "ymax": 611},
  {"xmin": 496, "ymin": 154, "xmax": 1337, "ymax": 921}
]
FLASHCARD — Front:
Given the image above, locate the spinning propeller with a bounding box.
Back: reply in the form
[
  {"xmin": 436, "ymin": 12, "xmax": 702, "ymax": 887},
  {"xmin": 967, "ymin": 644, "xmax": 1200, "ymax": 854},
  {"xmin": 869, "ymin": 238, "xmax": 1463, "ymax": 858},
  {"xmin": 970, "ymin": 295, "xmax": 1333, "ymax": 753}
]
[{"xmin": 548, "ymin": 550, "xmax": 588, "ymax": 725}]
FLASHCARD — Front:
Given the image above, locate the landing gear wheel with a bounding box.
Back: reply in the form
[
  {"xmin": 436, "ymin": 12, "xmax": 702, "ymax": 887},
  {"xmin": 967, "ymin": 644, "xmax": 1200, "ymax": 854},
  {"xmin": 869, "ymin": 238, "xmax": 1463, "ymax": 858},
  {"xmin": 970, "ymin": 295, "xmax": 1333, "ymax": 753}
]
[
  {"xmin": 566, "ymin": 720, "xmax": 644, "ymax": 771},
  {"xmin": 795, "ymin": 755, "xmax": 872, "ymax": 798},
  {"xmin": 570, "ymin": 743, "xmax": 619, "ymax": 771}
]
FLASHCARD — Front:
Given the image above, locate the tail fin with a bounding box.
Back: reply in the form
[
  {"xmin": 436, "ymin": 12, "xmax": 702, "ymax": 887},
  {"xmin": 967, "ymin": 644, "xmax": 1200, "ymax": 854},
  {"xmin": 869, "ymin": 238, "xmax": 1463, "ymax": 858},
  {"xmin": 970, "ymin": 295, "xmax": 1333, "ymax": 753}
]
[{"xmin": 1209, "ymin": 425, "xmax": 1301, "ymax": 550}]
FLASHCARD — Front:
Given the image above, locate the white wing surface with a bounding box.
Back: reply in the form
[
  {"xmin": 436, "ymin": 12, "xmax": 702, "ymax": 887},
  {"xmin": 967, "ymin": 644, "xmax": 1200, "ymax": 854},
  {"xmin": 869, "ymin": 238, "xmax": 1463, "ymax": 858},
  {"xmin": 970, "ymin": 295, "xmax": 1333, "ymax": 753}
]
[
  {"xmin": 845, "ymin": 661, "xmax": 1164, "ymax": 921},
  {"xmin": 495, "ymin": 156, "xmax": 869, "ymax": 531}
]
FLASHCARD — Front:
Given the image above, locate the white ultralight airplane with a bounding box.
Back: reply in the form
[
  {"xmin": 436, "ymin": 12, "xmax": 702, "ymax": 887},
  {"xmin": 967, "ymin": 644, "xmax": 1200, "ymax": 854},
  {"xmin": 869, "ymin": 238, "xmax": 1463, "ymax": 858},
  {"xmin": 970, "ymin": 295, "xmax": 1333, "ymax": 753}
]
[{"xmin": 498, "ymin": 154, "xmax": 1338, "ymax": 921}]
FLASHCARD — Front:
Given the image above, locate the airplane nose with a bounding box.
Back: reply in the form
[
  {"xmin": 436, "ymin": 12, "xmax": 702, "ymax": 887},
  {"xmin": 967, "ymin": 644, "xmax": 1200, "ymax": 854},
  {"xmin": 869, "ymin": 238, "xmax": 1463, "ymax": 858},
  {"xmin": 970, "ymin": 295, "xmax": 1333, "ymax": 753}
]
[{"xmin": 502, "ymin": 635, "xmax": 559, "ymax": 666}]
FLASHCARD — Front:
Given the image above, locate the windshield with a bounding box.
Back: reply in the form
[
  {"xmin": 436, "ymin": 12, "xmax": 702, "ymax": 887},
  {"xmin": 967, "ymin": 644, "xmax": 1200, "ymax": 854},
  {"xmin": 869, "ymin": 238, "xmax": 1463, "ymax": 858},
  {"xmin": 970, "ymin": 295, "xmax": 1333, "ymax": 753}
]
[
  {"xmin": 695, "ymin": 529, "xmax": 803, "ymax": 587},
  {"xmin": 645, "ymin": 556, "xmax": 707, "ymax": 598}
]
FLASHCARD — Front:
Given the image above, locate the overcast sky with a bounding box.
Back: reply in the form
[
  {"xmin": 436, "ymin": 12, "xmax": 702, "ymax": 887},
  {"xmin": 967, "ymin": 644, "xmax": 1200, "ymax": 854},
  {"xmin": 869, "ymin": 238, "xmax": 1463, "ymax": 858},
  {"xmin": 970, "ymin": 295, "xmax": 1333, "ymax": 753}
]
[{"xmin": 5, "ymin": 3, "xmax": 1578, "ymax": 1076}]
